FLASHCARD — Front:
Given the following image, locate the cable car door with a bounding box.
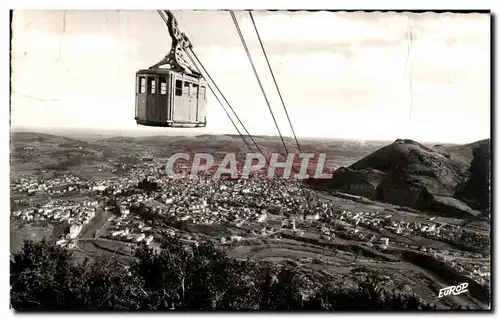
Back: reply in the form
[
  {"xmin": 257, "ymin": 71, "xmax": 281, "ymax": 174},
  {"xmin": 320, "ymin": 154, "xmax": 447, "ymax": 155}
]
[
  {"xmin": 157, "ymin": 76, "xmax": 169, "ymax": 122},
  {"xmin": 146, "ymin": 77, "xmax": 157, "ymax": 122},
  {"xmin": 136, "ymin": 76, "xmax": 147, "ymax": 120},
  {"xmin": 198, "ymin": 85, "xmax": 207, "ymax": 122},
  {"xmin": 190, "ymin": 83, "xmax": 199, "ymax": 122},
  {"xmin": 173, "ymin": 79, "xmax": 189, "ymax": 122}
]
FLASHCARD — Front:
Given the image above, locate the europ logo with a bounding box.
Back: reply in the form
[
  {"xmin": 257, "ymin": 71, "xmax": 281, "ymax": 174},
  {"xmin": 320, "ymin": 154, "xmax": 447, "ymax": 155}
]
[{"xmin": 438, "ymin": 283, "xmax": 469, "ymax": 298}]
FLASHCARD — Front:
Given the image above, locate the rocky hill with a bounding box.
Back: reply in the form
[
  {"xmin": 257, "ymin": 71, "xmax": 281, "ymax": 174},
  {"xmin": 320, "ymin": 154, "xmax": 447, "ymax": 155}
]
[
  {"xmin": 316, "ymin": 139, "xmax": 490, "ymax": 218},
  {"xmin": 454, "ymin": 139, "xmax": 491, "ymax": 212}
]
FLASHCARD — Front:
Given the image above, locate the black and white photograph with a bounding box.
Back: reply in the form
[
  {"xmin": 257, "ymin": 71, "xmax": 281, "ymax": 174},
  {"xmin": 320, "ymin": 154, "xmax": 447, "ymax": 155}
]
[{"xmin": 9, "ymin": 6, "xmax": 492, "ymax": 311}]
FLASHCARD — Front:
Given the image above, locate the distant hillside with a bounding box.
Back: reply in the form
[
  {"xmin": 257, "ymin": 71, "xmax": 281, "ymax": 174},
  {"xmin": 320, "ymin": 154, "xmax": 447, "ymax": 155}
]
[
  {"xmin": 94, "ymin": 134, "xmax": 386, "ymax": 168},
  {"xmin": 308, "ymin": 139, "xmax": 490, "ymax": 218},
  {"xmin": 10, "ymin": 132, "xmax": 118, "ymax": 180},
  {"xmin": 10, "ymin": 131, "xmax": 386, "ymax": 180},
  {"xmin": 10, "ymin": 132, "xmax": 91, "ymax": 148}
]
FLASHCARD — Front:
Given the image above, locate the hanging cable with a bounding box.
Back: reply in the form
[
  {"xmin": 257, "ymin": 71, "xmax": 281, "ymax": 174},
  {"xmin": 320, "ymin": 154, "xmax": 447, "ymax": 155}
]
[
  {"xmin": 230, "ymin": 11, "xmax": 288, "ymax": 154},
  {"xmin": 188, "ymin": 49, "xmax": 264, "ymax": 154},
  {"xmin": 249, "ymin": 11, "xmax": 303, "ymax": 154},
  {"xmin": 157, "ymin": 10, "xmax": 168, "ymax": 27},
  {"xmin": 185, "ymin": 52, "xmax": 253, "ymax": 151},
  {"xmin": 159, "ymin": 11, "xmax": 312, "ymax": 214},
  {"xmin": 231, "ymin": 11, "xmax": 312, "ymax": 214}
]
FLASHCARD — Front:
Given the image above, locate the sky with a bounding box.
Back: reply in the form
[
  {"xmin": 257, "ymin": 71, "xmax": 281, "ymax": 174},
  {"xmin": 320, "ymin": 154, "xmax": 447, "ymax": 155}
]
[{"xmin": 10, "ymin": 10, "xmax": 490, "ymax": 143}]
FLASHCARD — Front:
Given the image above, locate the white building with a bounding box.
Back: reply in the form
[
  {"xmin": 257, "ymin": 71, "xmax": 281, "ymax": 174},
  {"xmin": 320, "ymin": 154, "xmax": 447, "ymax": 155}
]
[
  {"xmin": 112, "ymin": 230, "xmax": 124, "ymax": 237},
  {"xmin": 380, "ymin": 237, "xmax": 389, "ymax": 246},
  {"xmin": 379, "ymin": 237, "xmax": 389, "ymax": 250},
  {"xmin": 69, "ymin": 224, "xmax": 83, "ymax": 239},
  {"xmin": 136, "ymin": 233, "xmax": 146, "ymax": 242},
  {"xmin": 305, "ymin": 212, "xmax": 320, "ymax": 221},
  {"xmin": 257, "ymin": 210, "xmax": 268, "ymax": 223},
  {"xmin": 56, "ymin": 239, "xmax": 67, "ymax": 246},
  {"xmin": 230, "ymin": 235, "xmax": 243, "ymax": 242}
]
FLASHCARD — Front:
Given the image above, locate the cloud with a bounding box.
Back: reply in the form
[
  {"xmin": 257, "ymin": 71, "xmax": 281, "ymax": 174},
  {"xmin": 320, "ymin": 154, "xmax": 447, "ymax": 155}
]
[
  {"xmin": 11, "ymin": 30, "xmax": 142, "ymax": 100},
  {"xmin": 10, "ymin": 10, "xmax": 490, "ymax": 143},
  {"xmin": 236, "ymin": 11, "xmax": 404, "ymax": 44}
]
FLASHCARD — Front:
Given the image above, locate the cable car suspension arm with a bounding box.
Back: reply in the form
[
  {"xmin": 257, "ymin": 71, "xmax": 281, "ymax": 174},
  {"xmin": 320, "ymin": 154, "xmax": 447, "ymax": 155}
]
[
  {"xmin": 153, "ymin": 10, "xmax": 262, "ymax": 153},
  {"xmin": 150, "ymin": 10, "xmax": 201, "ymax": 77}
]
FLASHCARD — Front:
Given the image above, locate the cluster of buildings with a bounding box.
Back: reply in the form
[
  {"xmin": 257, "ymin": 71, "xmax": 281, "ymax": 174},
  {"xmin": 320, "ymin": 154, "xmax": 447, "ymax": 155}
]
[
  {"xmin": 321, "ymin": 209, "xmax": 489, "ymax": 285},
  {"xmin": 11, "ymin": 161, "xmax": 490, "ymax": 288},
  {"xmin": 12, "ymin": 199, "xmax": 98, "ymax": 224},
  {"xmin": 11, "ymin": 175, "xmax": 85, "ymax": 196},
  {"xmin": 11, "ymin": 198, "xmax": 100, "ymax": 248},
  {"xmin": 434, "ymin": 252, "xmax": 490, "ymax": 286},
  {"xmin": 11, "ymin": 174, "xmax": 144, "ymax": 197},
  {"xmin": 102, "ymin": 210, "xmax": 154, "ymax": 246},
  {"xmin": 330, "ymin": 210, "xmax": 488, "ymax": 253}
]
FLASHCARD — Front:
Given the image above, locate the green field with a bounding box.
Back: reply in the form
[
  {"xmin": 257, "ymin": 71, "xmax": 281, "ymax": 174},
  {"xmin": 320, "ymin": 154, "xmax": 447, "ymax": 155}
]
[{"xmin": 10, "ymin": 221, "xmax": 54, "ymax": 253}]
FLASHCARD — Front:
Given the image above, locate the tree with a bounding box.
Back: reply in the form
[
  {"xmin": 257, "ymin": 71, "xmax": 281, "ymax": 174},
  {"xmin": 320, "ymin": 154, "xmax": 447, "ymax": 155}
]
[
  {"xmin": 106, "ymin": 198, "xmax": 121, "ymax": 216},
  {"xmin": 137, "ymin": 178, "xmax": 159, "ymax": 192},
  {"xmin": 10, "ymin": 239, "xmax": 74, "ymax": 310},
  {"xmin": 11, "ymin": 237, "xmax": 439, "ymax": 311},
  {"xmin": 258, "ymin": 265, "xmax": 305, "ymax": 310},
  {"xmin": 131, "ymin": 237, "xmax": 235, "ymax": 310}
]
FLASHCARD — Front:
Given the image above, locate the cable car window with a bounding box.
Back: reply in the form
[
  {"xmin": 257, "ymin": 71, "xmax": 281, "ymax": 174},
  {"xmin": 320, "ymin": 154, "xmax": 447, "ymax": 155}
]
[
  {"xmin": 175, "ymin": 80, "xmax": 183, "ymax": 96},
  {"xmin": 159, "ymin": 77, "xmax": 167, "ymax": 95},
  {"xmin": 192, "ymin": 83, "xmax": 198, "ymax": 95},
  {"xmin": 183, "ymin": 82, "xmax": 190, "ymax": 94},
  {"xmin": 147, "ymin": 77, "xmax": 156, "ymax": 94},
  {"xmin": 139, "ymin": 77, "xmax": 146, "ymax": 94},
  {"xmin": 200, "ymin": 86, "xmax": 206, "ymax": 96}
]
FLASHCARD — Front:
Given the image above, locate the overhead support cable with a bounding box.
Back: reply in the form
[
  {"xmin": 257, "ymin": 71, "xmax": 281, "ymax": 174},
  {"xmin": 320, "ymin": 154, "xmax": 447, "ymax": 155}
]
[
  {"xmin": 230, "ymin": 11, "xmax": 289, "ymax": 154},
  {"xmin": 185, "ymin": 52, "xmax": 252, "ymax": 151},
  {"xmin": 248, "ymin": 11, "xmax": 303, "ymax": 154},
  {"xmin": 188, "ymin": 49, "xmax": 263, "ymax": 154},
  {"xmin": 231, "ymin": 11, "xmax": 313, "ymax": 214}
]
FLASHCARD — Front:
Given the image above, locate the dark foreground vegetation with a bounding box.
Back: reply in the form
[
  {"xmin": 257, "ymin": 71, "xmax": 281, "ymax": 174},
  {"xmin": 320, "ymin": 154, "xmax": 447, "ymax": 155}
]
[{"xmin": 11, "ymin": 236, "xmax": 443, "ymax": 311}]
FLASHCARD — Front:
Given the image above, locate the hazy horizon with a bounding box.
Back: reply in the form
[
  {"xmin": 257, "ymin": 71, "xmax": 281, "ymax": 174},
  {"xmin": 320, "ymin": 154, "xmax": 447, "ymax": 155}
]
[
  {"xmin": 11, "ymin": 10, "xmax": 490, "ymax": 144},
  {"xmin": 10, "ymin": 125, "xmax": 489, "ymax": 145}
]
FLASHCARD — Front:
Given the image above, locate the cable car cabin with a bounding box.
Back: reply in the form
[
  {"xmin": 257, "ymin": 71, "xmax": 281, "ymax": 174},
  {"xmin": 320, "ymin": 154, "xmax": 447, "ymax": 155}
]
[{"xmin": 135, "ymin": 69, "xmax": 208, "ymax": 128}]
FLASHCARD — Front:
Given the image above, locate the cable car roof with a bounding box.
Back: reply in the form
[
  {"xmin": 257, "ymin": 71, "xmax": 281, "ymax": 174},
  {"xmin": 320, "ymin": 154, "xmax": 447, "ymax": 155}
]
[
  {"xmin": 136, "ymin": 68, "xmax": 177, "ymax": 75},
  {"xmin": 136, "ymin": 68, "xmax": 204, "ymax": 80}
]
